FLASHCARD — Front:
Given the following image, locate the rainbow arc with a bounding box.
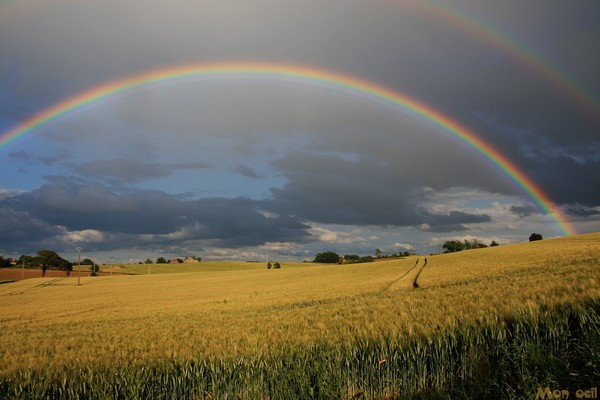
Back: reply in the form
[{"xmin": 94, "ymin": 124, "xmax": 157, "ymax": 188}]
[{"xmin": 0, "ymin": 62, "xmax": 577, "ymax": 236}]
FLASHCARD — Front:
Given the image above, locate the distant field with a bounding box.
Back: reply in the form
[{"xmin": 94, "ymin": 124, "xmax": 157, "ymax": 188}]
[
  {"xmin": 0, "ymin": 268, "xmax": 111, "ymax": 281},
  {"xmin": 0, "ymin": 233, "xmax": 598, "ymax": 399},
  {"xmin": 115, "ymin": 260, "xmax": 317, "ymax": 275}
]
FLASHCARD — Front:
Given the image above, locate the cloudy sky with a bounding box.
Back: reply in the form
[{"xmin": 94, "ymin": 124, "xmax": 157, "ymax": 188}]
[{"xmin": 0, "ymin": 0, "xmax": 598, "ymax": 263}]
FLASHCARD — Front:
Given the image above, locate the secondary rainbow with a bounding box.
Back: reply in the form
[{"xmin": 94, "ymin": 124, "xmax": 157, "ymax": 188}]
[
  {"xmin": 0, "ymin": 62, "xmax": 577, "ymax": 236},
  {"xmin": 408, "ymin": 0, "xmax": 600, "ymax": 122},
  {"xmin": 3, "ymin": 0, "xmax": 597, "ymax": 122}
]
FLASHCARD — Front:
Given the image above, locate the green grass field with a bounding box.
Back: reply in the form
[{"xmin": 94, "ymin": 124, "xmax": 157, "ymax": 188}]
[{"xmin": 0, "ymin": 233, "xmax": 598, "ymax": 399}]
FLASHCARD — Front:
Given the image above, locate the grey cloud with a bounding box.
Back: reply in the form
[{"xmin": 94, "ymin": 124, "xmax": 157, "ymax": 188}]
[
  {"xmin": 70, "ymin": 159, "xmax": 209, "ymax": 184},
  {"xmin": 565, "ymin": 205, "xmax": 600, "ymax": 218},
  {"xmin": 10, "ymin": 178, "xmax": 312, "ymax": 250},
  {"xmin": 265, "ymin": 152, "xmax": 492, "ymax": 229},
  {"xmin": 234, "ymin": 165, "xmax": 261, "ymax": 179},
  {"xmin": 510, "ymin": 204, "xmax": 541, "ymax": 218}
]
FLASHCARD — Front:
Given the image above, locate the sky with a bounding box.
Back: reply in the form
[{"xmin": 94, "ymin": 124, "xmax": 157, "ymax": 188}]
[{"xmin": 0, "ymin": 0, "xmax": 599, "ymax": 263}]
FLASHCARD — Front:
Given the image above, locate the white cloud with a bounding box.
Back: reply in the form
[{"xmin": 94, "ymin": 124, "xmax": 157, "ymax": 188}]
[
  {"xmin": 309, "ymin": 227, "xmax": 338, "ymax": 242},
  {"xmin": 393, "ymin": 242, "xmax": 415, "ymax": 251},
  {"xmin": 64, "ymin": 229, "xmax": 104, "ymax": 243}
]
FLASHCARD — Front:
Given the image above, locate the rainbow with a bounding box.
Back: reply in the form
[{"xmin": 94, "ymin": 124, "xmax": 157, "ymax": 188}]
[
  {"xmin": 2, "ymin": 0, "xmax": 597, "ymax": 122},
  {"xmin": 0, "ymin": 62, "xmax": 577, "ymax": 235},
  {"xmin": 409, "ymin": 0, "xmax": 600, "ymax": 122}
]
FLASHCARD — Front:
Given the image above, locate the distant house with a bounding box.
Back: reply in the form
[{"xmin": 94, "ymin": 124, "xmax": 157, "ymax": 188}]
[{"xmin": 169, "ymin": 258, "xmax": 182, "ymax": 264}]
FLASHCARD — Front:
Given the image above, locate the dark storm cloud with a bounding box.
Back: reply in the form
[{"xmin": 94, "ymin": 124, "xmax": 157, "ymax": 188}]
[
  {"xmin": 70, "ymin": 159, "xmax": 210, "ymax": 184},
  {"xmin": 265, "ymin": 152, "xmax": 491, "ymax": 229},
  {"xmin": 565, "ymin": 205, "xmax": 600, "ymax": 218},
  {"xmin": 510, "ymin": 204, "xmax": 541, "ymax": 218},
  {"xmin": 0, "ymin": 196, "xmax": 63, "ymax": 251},
  {"xmin": 9, "ymin": 178, "xmax": 312, "ymax": 250},
  {"xmin": 234, "ymin": 165, "xmax": 261, "ymax": 179},
  {"xmin": 477, "ymin": 115, "xmax": 600, "ymax": 206}
]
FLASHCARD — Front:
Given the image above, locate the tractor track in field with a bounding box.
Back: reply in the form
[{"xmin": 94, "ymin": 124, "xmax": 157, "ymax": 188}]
[
  {"xmin": 2, "ymin": 277, "xmax": 66, "ymax": 296},
  {"xmin": 383, "ymin": 258, "xmax": 422, "ymax": 291},
  {"xmin": 412, "ymin": 257, "xmax": 428, "ymax": 288}
]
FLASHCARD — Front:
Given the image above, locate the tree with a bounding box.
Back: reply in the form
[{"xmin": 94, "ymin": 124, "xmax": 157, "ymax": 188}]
[
  {"xmin": 464, "ymin": 239, "xmax": 487, "ymax": 250},
  {"xmin": 266, "ymin": 262, "xmax": 272, "ymax": 269},
  {"xmin": 33, "ymin": 250, "xmax": 72, "ymax": 271},
  {"xmin": 375, "ymin": 248, "xmax": 382, "ymax": 258},
  {"xmin": 90, "ymin": 263, "xmax": 100, "ymax": 276},
  {"xmin": 529, "ymin": 233, "xmax": 543, "ymax": 242},
  {"xmin": 81, "ymin": 258, "xmax": 94, "ymax": 265},
  {"xmin": 156, "ymin": 257, "xmax": 167, "ymax": 264},
  {"xmin": 18, "ymin": 255, "xmax": 34, "ymax": 266},
  {"xmin": 274, "ymin": 262, "xmax": 281, "ymax": 269},
  {"xmin": 0, "ymin": 256, "xmax": 12, "ymax": 268},
  {"xmin": 490, "ymin": 240, "xmax": 499, "ymax": 247},
  {"xmin": 313, "ymin": 251, "xmax": 340, "ymax": 263},
  {"xmin": 145, "ymin": 259, "xmax": 153, "ymax": 264},
  {"xmin": 443, "ymin": 240, "xmax": 464, "ymax": 253}
]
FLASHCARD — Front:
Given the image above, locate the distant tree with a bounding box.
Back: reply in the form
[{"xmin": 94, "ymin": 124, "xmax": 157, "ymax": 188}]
[
  {"xmin": 344, "ymin": 254, "xmax": 360, "ymax": 261},
  {"xmin": 314, "ymin": 251, "xmax": 340, "ymax": 263},
  {"xmin": 18, "ymin": 255, "xmax": 34, "ymax": 266},
  {"xmin": 266, "ymin": 262, "xmax": 272, "ymax": 269},
  {"xmin": 403, "ymin": 251, "xmax": 410, "ymax": 257},
  {"xmin": 490, "ymin": 240, "xmax": 499, "ymax": 247},
  {"xmin": 81, "ymin": 258, "xmax": 94, "ymax": 265},
  {"xmin": 33, "ymin": 250, "xmax": 72, "ymax": 271},
  {"xmin": 464, "ymin": 239, "xmax": 488, "ymax": 250},
  {"xmin": 90, "ymin": 263, "xmax": 99, "ymax": 276},
  {"xmin": 375, "ymin": 248, "xmax": 382, "ymax": 258},
  {"xmin": 156, "ymin": 257, "xmax": 167, "ymax": 264},
  {"xmin": 274, "ymin": 262, "xmax": 281, "ymax": 269},
  {"xmin": 145, "ymin": 259, "xmax": 153, "ymax": 264},
  {"xmin": 0, "ymin": 256, "xmax": 12, "ymax": 268},
  {"xmin": 138, "ymin": 261, "xmax": 143, "ymax": 265},
  {"xmin": 443, "ymin": 240, "xmax": 465, "ymax": 253},
  {"xmin": 529, "ymin": 233, "xmax": 543, "ymax": 242}
]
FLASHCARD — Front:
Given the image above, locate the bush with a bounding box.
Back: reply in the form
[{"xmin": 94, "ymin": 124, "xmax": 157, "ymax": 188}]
[
  {"xmin": 274, "ymin": 262, "xmax": 281, "ymax": 269},
  {"xmin": 313, "ymin": 251, "xmax": 340, "ymax": 263},
  {"xmin": 443, "ymin": 240, "xmax": 464, "ymax": 253},
  {"xmin": 529, "ymin": 233, "xmax": 543, "ymax": 241},
  {"xmin": 266, "ymin": 263, "xmax": 272, "ymax": 269}
]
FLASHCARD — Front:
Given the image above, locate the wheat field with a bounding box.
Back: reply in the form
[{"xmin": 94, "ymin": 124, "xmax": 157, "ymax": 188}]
[{"xmin": 0, "ymin": 233, "xmax": 598, "ymax": 398}]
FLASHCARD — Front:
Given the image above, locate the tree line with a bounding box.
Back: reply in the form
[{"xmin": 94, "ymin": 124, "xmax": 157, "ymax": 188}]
[{"xmin": 442, "ymin": 233, "xmax": 543, "ymax": 253}]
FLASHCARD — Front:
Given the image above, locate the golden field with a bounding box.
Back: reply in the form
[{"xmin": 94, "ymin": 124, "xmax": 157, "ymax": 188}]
[{"xmin": 0, "ymin": 233, "xmax": 598, "ymax": 398}]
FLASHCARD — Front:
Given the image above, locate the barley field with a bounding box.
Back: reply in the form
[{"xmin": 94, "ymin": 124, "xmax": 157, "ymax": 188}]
[{"xmin": 0, "ymin": 233, "xmax": 598, "ymax": 399}]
